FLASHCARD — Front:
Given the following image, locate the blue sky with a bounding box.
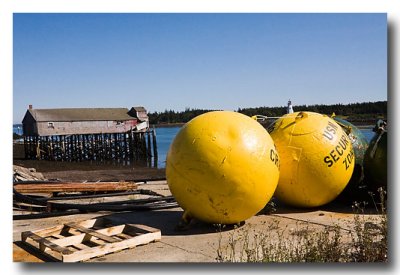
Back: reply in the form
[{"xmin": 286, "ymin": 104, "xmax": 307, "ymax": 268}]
[{"xmin": 13, "ymin": 13, "xmax": 387, "ymax": 123}]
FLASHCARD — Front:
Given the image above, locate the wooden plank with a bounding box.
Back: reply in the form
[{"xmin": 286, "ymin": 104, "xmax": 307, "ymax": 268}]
[
  {"xmin": 126, "ymin": 224, "xmax": 161, "ymax": 234},
  {"xmin": 14, "ymin": 181, "xmax": 137, "ymax": 193},
  {"xmin": 72, "ymin": 219, "xmax": 99, "ymax": 229},
  {"xmin": 65, "ymin": 223, "xmax": 119, "ymax": 243},
  {"xmin": 22, "ymin": 218, "xmax": 103, "ymax": 238},
  {"xmin": 51, "ymin": 234, "xmax": 66, "ymax": 240},
  {"xmin": 13, "ymin": 243, "xmax": 44, "ymax": 263},
  {"xmin": 87, "ymin": 238, "xmax": 107, "ymax": 246},
  {"xmin": 116, "ymin": 233, "xmax": 132, "ymax": 240},
  {"xmin": 21, "ymin": 232, "xmax": 73, "ymax": 255},
  {"xmin": 72, "ymin": 243, "xmax": 91, "ymax": 251},
  {"xmin": 52, "ymin": 225, "xmax": 125, "ymax": 247},
  {"xmin": 24, "ymin": 224, "xmax": 66, "ymax": 238}
]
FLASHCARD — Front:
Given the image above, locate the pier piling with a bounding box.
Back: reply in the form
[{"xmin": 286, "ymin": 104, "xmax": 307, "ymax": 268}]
[{"xmin": 23, "ymin": 129, "xmax": 158, "ymax": 167}]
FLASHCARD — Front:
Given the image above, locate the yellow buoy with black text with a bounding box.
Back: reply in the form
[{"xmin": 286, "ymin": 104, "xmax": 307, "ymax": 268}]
[
  {"xmin": 269, "ymin": 111, "xmax": 355, "ymax": 208},
  {"xmin": 166, "ymin": 111, "xmax": 280, "ymax": 224}
]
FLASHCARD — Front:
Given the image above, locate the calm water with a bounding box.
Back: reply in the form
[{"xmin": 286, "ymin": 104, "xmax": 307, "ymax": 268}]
[
  {"xmin": 13, "ymin": 124, "xmax": 376, "ymax": 168},
  {"xmin": 154, "ymin": 127, "xmax": 181, "ymax": 168}
]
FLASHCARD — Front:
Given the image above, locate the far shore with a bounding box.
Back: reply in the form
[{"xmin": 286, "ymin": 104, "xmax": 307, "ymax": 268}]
[{"xmin": 151, "ymin": 119, "xmax": 379, "ymax": 129}]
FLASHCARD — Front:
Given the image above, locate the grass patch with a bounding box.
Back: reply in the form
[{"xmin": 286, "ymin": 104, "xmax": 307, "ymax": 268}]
[{"xmin": 216, "ymin": 188, "xmax": 387, "ymax": 263}]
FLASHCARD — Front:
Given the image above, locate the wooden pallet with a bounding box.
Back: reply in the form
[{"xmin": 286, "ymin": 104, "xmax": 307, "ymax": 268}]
[{"xmin": 20, "ymin": 218, "xmax": 161, "ymax": 262}]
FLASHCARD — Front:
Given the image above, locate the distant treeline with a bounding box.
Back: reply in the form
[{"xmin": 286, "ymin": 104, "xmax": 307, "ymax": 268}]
[{"xmin": 148, "ymin": 101, "xmax": 387, "ymax": 125}]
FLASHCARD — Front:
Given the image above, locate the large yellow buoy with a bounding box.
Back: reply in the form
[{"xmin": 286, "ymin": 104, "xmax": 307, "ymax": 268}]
[
  {"xmin": 269, "ymin": 111, "xmax": 355, "ymax": 208},
  {"xmin": 166, "ymin": 111, "xmax": 280, "ymax": 224}
]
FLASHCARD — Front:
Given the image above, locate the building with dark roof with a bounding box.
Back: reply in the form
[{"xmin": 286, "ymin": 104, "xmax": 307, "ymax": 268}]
[{"xmin": 22, "ymin": 105, "xmax": 149, "ymax": 136}]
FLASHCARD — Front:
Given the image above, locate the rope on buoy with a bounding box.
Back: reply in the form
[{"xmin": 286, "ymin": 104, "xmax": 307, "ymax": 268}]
[{"xmin": 251, "ymin": 115, "xmax": 283, "ymax": 122}]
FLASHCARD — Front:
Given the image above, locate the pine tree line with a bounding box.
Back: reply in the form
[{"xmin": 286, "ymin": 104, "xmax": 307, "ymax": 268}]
[{"xmin": 148, "ymin": 101, "xmax": 387, "ymax": 125}]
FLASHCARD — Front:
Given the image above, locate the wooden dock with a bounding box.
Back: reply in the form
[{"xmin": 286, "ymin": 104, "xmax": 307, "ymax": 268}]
[{"xmin": 23, "ymin": 129, "xmax": 158, "ymax": 167}]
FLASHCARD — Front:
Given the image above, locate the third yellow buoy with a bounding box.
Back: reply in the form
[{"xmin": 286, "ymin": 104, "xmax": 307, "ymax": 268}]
[{"xmin": 269, "ymin": 111, "xmax": 354, "ymax": 207}]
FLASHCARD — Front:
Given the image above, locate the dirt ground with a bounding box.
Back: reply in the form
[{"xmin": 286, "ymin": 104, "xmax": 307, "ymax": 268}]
[
  {"xmin": 13, "ymin": 179, "xmax": 385, "ymax": 263},
  {"xmin": 12, "ymin": 144, "xmax": 386, "ymax": 263}
]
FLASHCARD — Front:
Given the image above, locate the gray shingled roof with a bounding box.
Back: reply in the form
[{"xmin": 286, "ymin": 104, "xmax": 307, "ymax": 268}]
[
  {"xmin": 27, "ymin": 108, "xmax": 137, "ymax": 122},
  {"xmin": 132, "ymin": 106, "xmax": 147, "ymax": 112}
]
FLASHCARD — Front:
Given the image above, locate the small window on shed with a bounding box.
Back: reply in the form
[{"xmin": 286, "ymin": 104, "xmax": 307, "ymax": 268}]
[
  {"xmin": 116, "ymin": 121, "xmax": 125, "ymax": 126},
  {"xmin": 47, "ymin": 122, "xmax": 54, "ymax": 128}
]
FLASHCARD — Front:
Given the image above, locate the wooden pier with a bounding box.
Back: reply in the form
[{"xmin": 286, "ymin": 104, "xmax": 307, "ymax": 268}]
[{"xmin": 23, "ymin": 129, "xmax": 158, "ymax": 167}]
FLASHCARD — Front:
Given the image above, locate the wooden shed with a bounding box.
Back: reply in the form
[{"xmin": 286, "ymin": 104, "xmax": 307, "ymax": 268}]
[
  {"xmin": 22, "ymin": 106, "xmax": 149, "ymax": 136},
  {"xmin": 21, "ymin": 106, "xmax": 157, "ymax": 164},
  {"xmin": 128, "ymin": 107, "xmax": 149, "ymax": 131}
]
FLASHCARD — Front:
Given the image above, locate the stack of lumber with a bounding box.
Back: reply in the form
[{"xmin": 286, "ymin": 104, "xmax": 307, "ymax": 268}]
[{"xmin": 14, "ymin": 181, "xmax": 138, "ymax": 194}]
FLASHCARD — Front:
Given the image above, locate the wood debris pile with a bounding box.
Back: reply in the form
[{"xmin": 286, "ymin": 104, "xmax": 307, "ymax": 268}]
[
  {"xmin": 13, "ymin": 165, "xmax": 47, "ymax": 182},
  {"xmin": 12, "ymin": 165, "xmax": 177, "ymax": 220}
]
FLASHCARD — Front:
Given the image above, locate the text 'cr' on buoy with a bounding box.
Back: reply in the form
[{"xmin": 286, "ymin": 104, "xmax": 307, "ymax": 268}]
[
  {"xmin": 269, "ymin": 111, "xmax": 355, "ymax": 208},
  {"xmin": 166, "ymin": 111, "xmax": 280, "ymax": 224}
]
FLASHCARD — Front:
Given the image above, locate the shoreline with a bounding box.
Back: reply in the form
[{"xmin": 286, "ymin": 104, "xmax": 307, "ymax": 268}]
[
  {"xmin": 151, "ymin": 122, "xmax": 185, "ymax": 128},
  {"xmin": 150, "ymin": 121, "xmax": 376, "ymax": 129},
  {"xmin": 13, "ymin": 142, "xmax": 166, "ymax": 181}
]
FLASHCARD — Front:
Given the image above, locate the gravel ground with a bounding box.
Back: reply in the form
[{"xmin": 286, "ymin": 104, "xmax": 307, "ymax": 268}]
[{"xmin": 12, "ymin": 143, "xmax": 386, "ymax": 263}]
